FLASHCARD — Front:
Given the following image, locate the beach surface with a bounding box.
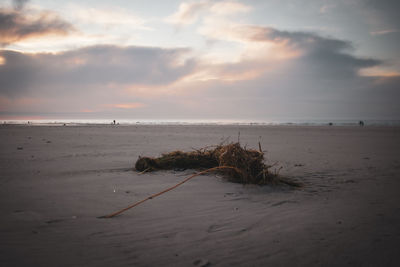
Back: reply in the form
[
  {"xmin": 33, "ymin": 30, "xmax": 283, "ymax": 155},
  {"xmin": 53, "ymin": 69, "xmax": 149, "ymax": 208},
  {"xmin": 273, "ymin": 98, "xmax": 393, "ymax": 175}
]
[{"xmin": 1, "ymin": 124, "xmax": 400, "ymax": 266}]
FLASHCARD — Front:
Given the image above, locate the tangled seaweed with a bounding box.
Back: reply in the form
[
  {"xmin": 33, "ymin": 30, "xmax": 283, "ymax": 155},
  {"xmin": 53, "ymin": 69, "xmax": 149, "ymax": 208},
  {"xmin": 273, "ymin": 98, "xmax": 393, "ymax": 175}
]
[
  {"xmin": 99, "ymin": 143, "xmax": 299, "ymax": 218},
  {"xmin": 135, "ymin": 143, "xmax": 294, "ymax": 185}
]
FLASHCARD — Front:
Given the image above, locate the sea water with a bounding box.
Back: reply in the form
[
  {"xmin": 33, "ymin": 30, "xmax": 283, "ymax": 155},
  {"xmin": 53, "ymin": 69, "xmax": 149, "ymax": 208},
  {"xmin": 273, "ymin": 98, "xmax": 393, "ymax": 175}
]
[{"xmin": 3, "ymin": 118, "xmax": 400, "ymax": 126}]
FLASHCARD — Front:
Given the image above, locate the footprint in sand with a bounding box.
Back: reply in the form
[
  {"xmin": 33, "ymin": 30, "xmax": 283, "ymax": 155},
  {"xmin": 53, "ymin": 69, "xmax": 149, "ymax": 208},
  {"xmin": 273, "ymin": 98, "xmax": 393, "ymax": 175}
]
[
  {"xmin": 207, "ymin": 223, "xmax": 230, "ymax": 233},
  {"xmin": 45, "ymin": 219, "xmax": 65, "ymax": 224},
  {"xmin": 12, "ymin": 210, "xmax": 42, "ymax": 221},
  {"xmin": 193, "ymin": 258, "xmax": 211, "ymax": 267}
]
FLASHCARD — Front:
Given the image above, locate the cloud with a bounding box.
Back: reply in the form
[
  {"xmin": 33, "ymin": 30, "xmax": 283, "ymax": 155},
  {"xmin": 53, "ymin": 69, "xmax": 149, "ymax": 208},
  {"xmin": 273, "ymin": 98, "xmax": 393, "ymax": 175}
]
[
  {"xmin": 359, "ymin": 66, "xmax": 400, "ymax": 77},
  {"xmin": 370, "ymin": 29, "xmax": 399, "ymax": 36},
  {"xmin": 67, "ymin": 4, "xmax": 151, "ymax": 31},
  {"xmin": 351, "ymin": 75, "xmax": 400, "ymax": 118},
  {"xmin": 251, "ymin": 27, "xmax": 380, "ymax": 78},
  {"xmin": 198, "ymin": 21, "xmax": 381, "ymax": 80},
  {"xmin": 0, "ymin": 45, "xmax": 195, "ymax": 97},
  {"xmin": 0, "ymin": 22, "xmax": 397, "ymax": 120},
  {"xmin": 319, "ymin": 3, "xmax": 336, "ymax": 14},
  {"xmin": 0, "ymin": 2, "xmax": 74, "ymax": 46},
  {"xmin": 362, "ymin": 0, "xmax": 400, "ymax": 29},
  {"xmin": 13, "ymin": 0, "xmax": 29, "ymax": 11},
  {"xmin": 178, "ymin": 24, "xmax": 394, "ymax": 120},
  {"xmin": 166, "ymin": 0, "xmax": 251, "ymax": 25},
  {"xmin": 166, "ymin": 0, "xmax": 209, "ymax": 25},
  {"xmin": 106, "ymin": 103, "xmax": 146, "ymax": 109},
  {"xmin": 209, "ymin": 1, "xmax": 251, "ymax": 15}
]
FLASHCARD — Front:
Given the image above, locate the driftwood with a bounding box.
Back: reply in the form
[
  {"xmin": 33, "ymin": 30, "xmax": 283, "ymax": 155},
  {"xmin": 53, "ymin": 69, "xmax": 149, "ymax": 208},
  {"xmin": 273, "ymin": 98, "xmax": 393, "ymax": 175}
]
[{"xmin": 99, "ymin": 143, "xmax": 299, "ymax": 218}]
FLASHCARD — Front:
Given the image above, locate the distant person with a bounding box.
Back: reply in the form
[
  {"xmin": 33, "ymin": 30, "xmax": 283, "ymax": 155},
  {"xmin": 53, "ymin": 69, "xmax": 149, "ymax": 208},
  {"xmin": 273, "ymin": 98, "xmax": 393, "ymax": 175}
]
[
  {"xmin": 113, "ymin": 120, "xmax": 116, "ymax": 125},
  {"xmin": 359, "ymin": 120, "xmax": 364, "ymax": 126}
]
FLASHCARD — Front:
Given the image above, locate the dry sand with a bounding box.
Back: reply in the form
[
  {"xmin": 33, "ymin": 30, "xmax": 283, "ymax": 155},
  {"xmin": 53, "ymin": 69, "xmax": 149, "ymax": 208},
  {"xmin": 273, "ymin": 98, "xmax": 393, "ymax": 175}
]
[{"xmin": 1, "ymin": 124, "xmax": 400, "ymax": 266}]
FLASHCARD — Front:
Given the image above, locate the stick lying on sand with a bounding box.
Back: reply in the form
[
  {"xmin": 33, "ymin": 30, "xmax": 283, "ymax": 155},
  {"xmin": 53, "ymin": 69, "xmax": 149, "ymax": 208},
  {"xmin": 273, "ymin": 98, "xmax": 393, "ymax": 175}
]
[
  {"xmin": 98, "ymin": 166, "xmax": 241, "ymax": 218},
  {"xmin": 99, "ymin": 143, "xmax": 299, "ymax": 218}
]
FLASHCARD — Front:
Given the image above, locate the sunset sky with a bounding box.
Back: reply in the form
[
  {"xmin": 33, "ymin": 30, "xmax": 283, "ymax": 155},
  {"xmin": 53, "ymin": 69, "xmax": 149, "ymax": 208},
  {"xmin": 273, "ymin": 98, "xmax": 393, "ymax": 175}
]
[{"xmin": 0, "ymin": 0, "xmax": 399, "ymax": 121}]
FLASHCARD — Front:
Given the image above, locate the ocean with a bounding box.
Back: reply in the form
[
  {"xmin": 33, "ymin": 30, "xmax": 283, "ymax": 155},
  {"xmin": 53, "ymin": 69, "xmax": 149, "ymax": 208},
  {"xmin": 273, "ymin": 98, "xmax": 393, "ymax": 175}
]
[{"xmin": 2, "ymin": 118, "xmax": 400, "ymax": 126}]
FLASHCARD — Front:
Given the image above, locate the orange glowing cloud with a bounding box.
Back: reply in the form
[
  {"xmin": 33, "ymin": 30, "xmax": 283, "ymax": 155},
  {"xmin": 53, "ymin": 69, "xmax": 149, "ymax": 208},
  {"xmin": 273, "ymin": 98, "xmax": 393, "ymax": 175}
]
[
  {"xmin": 0, "ymin": 96, "xmax": 47, "ymax": 112},
  {"xmin": 359, "ymin": 67, "xmax": 400, "ymax": 77},
  {"xmin": 183, "ymin": 64, "xmax": 266, "ymax": 82},
  {"xmin": 80, "ymin": 109, "xmax": 95, "ymax": 113},
  {"xmin": 106, "ymin": 102, "xmax": 146, "ymax": 109},
  {"xmin": 0, "ymin": 115, "xmax": 45, "ymax": 120}
]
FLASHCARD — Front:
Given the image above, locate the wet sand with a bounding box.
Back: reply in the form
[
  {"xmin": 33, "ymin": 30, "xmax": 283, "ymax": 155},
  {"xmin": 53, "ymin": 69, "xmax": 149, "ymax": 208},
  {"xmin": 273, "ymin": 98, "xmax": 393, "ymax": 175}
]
[{"xmin": 1, "ymin": 124, "xmax": 400, "ymax": 266}]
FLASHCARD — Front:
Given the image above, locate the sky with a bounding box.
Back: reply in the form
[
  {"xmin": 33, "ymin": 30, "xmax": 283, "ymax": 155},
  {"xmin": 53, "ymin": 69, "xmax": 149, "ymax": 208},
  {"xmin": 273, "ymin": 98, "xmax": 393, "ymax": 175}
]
[{"xmin": 0, "ymin": 0, "xmax": 399, "ymax": 121}]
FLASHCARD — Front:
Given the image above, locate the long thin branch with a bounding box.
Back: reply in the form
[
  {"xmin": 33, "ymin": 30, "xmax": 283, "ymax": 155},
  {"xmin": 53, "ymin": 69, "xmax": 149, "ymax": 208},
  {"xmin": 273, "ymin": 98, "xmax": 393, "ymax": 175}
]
[{"xmin": 98, "ymin": 166, "xmax": 241, "ymax": 219}]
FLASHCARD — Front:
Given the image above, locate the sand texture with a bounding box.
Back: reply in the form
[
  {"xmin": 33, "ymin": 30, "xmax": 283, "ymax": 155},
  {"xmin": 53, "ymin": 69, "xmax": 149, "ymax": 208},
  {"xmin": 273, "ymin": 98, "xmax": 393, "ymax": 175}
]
[{"xmin": 1, "ymin": 124, "xmax": 400, "ymax": 266}]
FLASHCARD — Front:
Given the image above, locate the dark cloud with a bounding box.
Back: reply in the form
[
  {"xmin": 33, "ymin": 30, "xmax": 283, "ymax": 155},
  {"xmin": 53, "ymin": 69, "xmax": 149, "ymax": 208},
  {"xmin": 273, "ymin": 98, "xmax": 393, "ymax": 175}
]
[
  {"xmin": 363, "ymin": 0, "xmax": 400, "ymax": 28},
  {"xmin": 0, "ymin": 50, "xmax": 37, "ymax": 96},
  {"xmin": 0, "ymin": 45, "xmax": 196, "ymax": 97},
  {"xmin": 177, "ymin": 27, "xmax": 397, "ymax": 120},
  {"xmin": 249, "ymin": 26, "xmax": 381, "ymax": 79},
  {"xmin": 58, "ymin": 46, "xmax": 195, "ymax": 85},
  {"xmin": 0, "ymin": 3, "xmax": 74, "ymax": 46}
]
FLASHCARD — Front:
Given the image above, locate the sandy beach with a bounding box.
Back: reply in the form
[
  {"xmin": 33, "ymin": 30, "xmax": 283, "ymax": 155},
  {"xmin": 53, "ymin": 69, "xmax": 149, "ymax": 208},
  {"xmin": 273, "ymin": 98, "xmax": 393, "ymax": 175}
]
[{"xmin": 1, "ymin": 124, "xmax": 400, "ymax": 266}]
